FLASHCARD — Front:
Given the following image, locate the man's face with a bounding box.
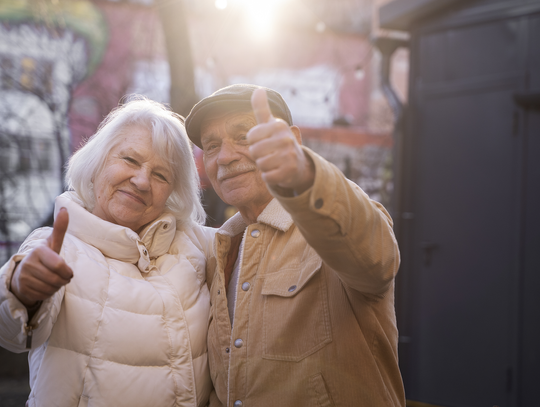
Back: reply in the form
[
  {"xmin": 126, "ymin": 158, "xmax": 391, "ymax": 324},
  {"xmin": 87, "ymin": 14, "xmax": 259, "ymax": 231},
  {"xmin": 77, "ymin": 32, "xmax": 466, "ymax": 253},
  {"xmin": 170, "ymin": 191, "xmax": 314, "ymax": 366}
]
[{"xmin": 200, "ymin": 109, "xmax": 273, "ymax": 216}]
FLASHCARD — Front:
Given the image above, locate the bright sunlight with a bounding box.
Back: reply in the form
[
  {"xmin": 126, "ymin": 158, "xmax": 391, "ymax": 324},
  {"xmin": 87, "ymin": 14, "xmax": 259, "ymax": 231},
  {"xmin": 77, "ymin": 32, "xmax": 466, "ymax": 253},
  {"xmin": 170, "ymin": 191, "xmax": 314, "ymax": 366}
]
[{"xmin": 242, "ymin": 0, "xmax": 289, "ymax": 40}]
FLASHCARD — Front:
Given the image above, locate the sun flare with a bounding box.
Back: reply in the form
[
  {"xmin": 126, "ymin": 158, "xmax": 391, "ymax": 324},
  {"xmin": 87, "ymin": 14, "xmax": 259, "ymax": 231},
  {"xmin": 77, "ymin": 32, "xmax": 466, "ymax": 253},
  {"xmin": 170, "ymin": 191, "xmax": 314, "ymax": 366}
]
[
  {"xmin": 215, "ymin": 0, "xmax": 227, "ymax": 10},
  {"xmin": 242, "ymin": 0, "xmax": 289, "ymax": 40}
]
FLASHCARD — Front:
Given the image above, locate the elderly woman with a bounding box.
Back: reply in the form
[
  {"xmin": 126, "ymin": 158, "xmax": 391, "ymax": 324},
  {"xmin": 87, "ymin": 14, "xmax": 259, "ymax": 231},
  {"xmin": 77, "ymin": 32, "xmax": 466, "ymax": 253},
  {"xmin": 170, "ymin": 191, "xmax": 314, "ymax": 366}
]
[{"xmin": 0, "ymin": 98, "xmax": 215, "ymax": 407}]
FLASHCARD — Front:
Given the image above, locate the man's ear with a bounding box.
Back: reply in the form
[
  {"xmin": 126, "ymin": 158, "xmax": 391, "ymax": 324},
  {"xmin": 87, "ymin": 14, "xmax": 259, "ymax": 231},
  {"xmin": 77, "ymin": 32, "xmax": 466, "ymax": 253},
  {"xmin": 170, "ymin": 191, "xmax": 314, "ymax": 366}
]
[{"xmin": 290, "ymin": 125, "xmax": 302, "ymax": 145}]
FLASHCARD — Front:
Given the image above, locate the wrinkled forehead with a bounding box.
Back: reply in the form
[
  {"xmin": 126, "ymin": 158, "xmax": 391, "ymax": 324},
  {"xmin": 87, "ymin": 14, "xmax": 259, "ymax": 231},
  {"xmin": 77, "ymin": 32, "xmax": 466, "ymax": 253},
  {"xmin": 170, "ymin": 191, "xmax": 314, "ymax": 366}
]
[
  {"xmin": 200, "ymin": 107, "xmax": 257, "ymax": 138},
  {"xmin": 114, "ymin": 123, "xmax": 173, "ymax": 171}
]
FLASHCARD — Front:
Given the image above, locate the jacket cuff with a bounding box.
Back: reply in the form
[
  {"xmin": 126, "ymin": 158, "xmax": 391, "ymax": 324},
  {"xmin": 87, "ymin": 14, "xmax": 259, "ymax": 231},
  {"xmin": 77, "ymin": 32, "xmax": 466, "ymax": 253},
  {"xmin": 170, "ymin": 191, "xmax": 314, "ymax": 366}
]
[
  {"xmin": 0, "ymin": 254, "xmax": 31, "ymax": 344},
  {"xmin": 270, "ymin": 146, "xmax": 351, "ymax": 235},
  {"xmin": 2, "ymin": 253, "xmax": 27, "ymax": 300}
]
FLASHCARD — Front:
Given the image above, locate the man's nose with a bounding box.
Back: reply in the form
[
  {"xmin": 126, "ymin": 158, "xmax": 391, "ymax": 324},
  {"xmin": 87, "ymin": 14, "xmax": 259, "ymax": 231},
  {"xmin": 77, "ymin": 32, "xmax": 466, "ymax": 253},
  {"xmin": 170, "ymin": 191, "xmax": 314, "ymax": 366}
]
[
  {"xmin": 130, "ymin": 168, "xmax": 151, "ymax": 191},
  {"xmin": 216, "ymin": 140, "xmax": 241, "ymax": 166}
]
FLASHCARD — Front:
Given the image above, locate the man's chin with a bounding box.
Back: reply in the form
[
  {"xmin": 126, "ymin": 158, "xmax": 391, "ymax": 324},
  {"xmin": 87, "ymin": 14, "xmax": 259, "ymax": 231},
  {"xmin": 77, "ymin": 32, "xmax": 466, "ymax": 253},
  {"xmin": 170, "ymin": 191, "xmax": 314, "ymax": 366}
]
[
  {"xmin": 220, "ymin": 188, "xmax": 249, "ymax": 208},
  {"xmin": 218, "ymin": 176, "xmax": 251, "ymax": 196}
]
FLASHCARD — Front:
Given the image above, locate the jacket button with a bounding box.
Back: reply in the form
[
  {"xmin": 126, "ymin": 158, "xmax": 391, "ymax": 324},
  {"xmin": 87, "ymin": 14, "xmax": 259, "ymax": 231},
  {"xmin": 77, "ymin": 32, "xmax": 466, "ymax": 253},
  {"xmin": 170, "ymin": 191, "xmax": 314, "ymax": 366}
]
[
  {"xmin": 250, "ymin": 229, "xmax": 260, "ymax": 238},
  {"xmin": 234, "ymin": 339, "xmax": 244, "ymax": 348},
  {"xmin": 163, "ymin": 223, "xmax": 169, "ymax": 230},
  {"xmin": 143, "ymin": 249, "xmax": 148, "ymax": 256},
  {"xmin": 241, "ymin": 282, "xmax": 250, "ymax": 291},
  {"xmin": 314, "ymin": 198, "xmax": 323, "ymax": 209},
  {"xmin": 288, "ymin": 285, "xmax": 297, "ymax": 292},
  {"xmin": 225, "ymin": 347, "xmax": 230, "ymax": 353},
  {"xmin": 234, "ymin": 401, "xmax": 243, "ymax": 407}
]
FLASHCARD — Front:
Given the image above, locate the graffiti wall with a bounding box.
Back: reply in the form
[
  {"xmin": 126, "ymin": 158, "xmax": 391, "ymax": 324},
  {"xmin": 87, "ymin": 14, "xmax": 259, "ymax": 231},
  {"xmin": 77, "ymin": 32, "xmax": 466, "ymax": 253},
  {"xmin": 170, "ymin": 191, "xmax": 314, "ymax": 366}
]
[
  {"xmin": 0, "ymin": 0, "xmax": 396, "ymax": 261},
  {"xmin": 69, "ymin": 1, "xmax": 170, "ymax": 150},
  {"xmin": 0, "ymin": 0, "xmax": 167, "ymax": 261},
  {"xmin": 0, "ymin": 1, "xmax": 104, "ymax": 258}
]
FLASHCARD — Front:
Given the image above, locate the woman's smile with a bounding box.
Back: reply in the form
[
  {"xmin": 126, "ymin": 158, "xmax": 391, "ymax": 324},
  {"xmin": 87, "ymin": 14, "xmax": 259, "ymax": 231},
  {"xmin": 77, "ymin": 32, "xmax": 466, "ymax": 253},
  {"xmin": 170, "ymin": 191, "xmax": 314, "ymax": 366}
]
[{"xmin": 117, "ymin": 189, "xmax": 147, "ymax": 206}]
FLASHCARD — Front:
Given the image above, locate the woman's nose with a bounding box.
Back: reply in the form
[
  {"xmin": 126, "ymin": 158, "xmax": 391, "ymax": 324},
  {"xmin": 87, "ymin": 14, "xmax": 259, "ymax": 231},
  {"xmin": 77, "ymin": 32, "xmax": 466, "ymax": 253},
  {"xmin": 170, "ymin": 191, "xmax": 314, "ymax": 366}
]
[{"xmin": 130, "ymin": 168, "xmax": 151, "ymax": 190}]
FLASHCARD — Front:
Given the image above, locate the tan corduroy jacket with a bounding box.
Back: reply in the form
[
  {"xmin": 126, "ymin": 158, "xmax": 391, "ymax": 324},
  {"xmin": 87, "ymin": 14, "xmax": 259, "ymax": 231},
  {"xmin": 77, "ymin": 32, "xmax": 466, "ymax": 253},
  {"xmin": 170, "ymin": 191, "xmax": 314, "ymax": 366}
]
[{"xmin": 207, "ymin": 148, "xmax": 405, "ymax": 407}]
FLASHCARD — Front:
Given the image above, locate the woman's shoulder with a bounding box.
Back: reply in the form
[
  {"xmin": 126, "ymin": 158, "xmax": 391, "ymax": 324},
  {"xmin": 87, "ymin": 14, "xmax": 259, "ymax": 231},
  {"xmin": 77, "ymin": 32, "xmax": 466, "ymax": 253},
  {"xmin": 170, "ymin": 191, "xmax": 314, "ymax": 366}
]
[
  {"xmin": 181, "ymin": 223, "xmax": 216, "ymax": 243},
  {"xmin": 173, "ymin": 224, "xmax": 216, "ymax": 259},
  {"xmin": 17, "ymin": 227, "xmax": 53, "ymax": 254},
  {"xmin": 189, "ymin": 224, "xmax": 217, "ymax": 241}
]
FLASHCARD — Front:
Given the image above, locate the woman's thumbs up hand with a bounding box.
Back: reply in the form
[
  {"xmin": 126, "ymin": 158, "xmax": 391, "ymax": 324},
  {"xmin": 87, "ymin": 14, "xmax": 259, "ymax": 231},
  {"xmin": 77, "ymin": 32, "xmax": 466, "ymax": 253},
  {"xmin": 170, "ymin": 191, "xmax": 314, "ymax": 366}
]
[{"xmin": 10, "ymin": 208, "xmax": 73, "ymax": 307}]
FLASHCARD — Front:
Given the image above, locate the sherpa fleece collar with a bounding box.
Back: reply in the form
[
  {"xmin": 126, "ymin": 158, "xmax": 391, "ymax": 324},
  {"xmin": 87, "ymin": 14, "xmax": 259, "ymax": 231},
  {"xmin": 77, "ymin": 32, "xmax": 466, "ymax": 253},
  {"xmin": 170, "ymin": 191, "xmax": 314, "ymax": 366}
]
[{"xmin": 217, "ymin": 199, "xmax": 293, "ymax": 237}]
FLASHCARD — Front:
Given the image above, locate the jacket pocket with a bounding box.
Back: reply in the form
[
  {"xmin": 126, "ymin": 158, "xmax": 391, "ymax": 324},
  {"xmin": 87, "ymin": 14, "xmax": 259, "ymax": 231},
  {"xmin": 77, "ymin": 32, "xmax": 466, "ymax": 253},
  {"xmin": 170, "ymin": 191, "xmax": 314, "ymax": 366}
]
[
  {"xmin": 261, "ymin": 257, "xmax": 332, "ymax": 362},
  {"xmin": 309, "ymin": 373, "xmax": 335, "ymax": 407}
]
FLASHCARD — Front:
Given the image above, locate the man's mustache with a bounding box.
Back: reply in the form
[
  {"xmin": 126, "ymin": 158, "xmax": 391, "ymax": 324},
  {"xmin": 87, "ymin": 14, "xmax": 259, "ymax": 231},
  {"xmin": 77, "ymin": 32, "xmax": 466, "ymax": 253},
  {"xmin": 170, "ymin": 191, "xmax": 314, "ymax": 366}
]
[{"xmin": 217, "ymin": 162, "xmax": 258, "ymax": 181}]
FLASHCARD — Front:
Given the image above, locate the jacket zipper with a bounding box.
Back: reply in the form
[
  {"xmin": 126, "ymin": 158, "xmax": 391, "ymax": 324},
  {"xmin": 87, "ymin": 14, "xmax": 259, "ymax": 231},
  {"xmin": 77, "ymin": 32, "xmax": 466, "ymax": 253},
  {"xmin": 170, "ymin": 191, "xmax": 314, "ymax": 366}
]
[{"xmin": 25, "ymin": 323, "xmax": 35, "ymax": 349}]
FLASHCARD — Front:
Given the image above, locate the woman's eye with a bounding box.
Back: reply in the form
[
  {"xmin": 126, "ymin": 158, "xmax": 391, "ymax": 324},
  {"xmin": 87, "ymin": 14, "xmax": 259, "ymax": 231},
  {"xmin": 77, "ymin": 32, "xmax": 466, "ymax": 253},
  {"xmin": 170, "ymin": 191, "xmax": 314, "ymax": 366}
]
[
  {"xmin": 155, "ymin": 173, "xmax": 169, "ymax": 183},
  {"xmin": 124, "ymin": 156, "xmax": 137, "ymax": 164}
]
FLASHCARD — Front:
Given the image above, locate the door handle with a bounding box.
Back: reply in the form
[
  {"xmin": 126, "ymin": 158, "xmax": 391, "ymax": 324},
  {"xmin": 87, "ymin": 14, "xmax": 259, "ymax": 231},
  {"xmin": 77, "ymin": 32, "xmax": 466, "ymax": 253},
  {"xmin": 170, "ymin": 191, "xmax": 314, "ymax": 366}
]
[
  {"xmin": 514, "ymin": 92, "xmax": 540, "ymax": 110},
  {"xmin": 420, "ymin": 241, "xmax": 438, "ymax": 266}
]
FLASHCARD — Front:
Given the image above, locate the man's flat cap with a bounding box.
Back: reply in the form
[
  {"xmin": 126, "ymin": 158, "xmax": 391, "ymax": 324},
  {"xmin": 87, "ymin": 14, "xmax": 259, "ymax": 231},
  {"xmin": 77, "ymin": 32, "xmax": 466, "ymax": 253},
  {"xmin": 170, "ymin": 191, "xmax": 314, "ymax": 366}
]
[{"xmin": 185, "ymin": 84, "xmax": 293, "ymax": 149}]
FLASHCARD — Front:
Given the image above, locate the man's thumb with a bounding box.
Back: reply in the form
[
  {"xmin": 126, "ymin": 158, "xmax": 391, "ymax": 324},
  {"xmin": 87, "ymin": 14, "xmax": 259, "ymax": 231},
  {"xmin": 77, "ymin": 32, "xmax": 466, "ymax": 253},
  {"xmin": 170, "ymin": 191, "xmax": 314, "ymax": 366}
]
[
  {"xmin": 251, "ymin": 88, "xmax": 273, "ymax": 124},
  {"xmin": 48, "ymin": 207, "xmax": 69, "ymax": 254}
]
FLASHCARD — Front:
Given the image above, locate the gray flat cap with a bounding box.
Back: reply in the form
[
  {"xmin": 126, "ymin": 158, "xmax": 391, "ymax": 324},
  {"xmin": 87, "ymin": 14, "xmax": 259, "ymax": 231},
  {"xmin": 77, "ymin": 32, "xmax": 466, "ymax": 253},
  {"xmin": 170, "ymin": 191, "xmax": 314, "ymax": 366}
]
[{"xmin": 185, "ymin": 84, "xmax": 293, "ymax": 149}]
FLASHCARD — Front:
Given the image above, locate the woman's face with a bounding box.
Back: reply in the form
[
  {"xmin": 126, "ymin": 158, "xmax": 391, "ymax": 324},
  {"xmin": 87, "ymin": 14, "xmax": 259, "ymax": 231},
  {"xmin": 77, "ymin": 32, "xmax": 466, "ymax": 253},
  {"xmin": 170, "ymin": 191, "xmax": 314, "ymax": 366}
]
[{"xmin": 92, "ymin": 125, "xmax": 174, "ymax": 233}]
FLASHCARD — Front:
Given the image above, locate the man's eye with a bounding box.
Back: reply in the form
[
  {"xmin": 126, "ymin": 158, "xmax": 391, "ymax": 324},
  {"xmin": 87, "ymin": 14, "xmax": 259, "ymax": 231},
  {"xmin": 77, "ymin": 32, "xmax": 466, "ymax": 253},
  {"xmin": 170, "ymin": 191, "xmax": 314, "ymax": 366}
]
[{"xmin": 237, "ymin": 135, "xmax": 250, "ymax": 145}]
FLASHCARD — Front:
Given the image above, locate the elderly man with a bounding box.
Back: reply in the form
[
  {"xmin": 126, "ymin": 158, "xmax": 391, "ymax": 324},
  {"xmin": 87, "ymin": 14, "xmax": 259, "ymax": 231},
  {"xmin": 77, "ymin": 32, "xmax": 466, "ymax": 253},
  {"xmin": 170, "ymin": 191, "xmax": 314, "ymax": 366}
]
[{"xmin": 185, "ymin": 84, "xmax": 405, "ymax": 407}]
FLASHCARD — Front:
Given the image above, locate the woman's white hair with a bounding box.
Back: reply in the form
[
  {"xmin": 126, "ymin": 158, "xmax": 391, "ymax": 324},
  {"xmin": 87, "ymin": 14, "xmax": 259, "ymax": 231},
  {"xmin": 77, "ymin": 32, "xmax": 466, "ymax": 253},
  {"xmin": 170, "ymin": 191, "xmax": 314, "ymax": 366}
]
[{"xmin": 66, "ymin": 96, "xmax": 206, "ymax": 228}]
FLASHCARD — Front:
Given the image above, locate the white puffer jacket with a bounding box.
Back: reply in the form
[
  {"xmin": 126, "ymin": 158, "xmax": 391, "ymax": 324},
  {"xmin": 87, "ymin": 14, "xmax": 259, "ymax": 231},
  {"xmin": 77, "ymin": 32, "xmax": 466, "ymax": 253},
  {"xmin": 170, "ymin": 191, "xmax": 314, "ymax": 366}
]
[{"xmin": 0, "ymin": 192, "xmax": 215, "ymax": 407}]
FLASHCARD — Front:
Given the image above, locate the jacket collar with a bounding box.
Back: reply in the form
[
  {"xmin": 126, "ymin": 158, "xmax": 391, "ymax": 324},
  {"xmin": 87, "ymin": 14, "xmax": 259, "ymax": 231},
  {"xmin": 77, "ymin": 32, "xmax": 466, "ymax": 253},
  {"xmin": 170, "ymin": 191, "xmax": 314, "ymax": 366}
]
[
  {"xmin": 218, "ymin": 198, "xmax": 293, "ymax": 237},
  {"xmin": 55, "ymin": 192, "xmax": 177, "ymax": 272}
]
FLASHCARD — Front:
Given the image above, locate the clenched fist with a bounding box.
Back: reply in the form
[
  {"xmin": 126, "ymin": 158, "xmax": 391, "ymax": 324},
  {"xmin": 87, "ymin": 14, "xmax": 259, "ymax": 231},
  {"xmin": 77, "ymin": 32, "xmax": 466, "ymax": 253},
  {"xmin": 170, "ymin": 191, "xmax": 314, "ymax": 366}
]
[
  {"xmin": 10, "ymin": 207, "xmax": 73, "ymax": 307},
  {"xmin": 247, "ymin": 88, "xmax": 315, "ymax": 195}
]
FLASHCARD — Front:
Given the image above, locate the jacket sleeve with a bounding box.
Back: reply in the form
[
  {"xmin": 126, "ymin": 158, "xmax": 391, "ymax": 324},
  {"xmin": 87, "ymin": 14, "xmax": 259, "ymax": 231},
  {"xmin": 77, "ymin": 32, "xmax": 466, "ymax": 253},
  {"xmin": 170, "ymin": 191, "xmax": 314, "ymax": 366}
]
[
  {"xmin": 271, "ymin": 147, "xmax": 400, "ymax": 295},
  {"xmin": 0, "ymin": 228, "xmax": 65, "ymax": 353}
]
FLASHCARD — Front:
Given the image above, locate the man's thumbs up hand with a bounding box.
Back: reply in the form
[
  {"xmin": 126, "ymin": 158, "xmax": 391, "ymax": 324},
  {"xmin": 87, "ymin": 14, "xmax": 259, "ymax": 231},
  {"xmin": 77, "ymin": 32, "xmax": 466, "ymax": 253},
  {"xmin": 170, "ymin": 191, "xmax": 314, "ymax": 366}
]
[
  {"xmin": 251, "ymin": 87, "xmax": 274, "ymax": 125},
  {"xmin": 247, "ymin": 89, "xmax": 315, "ymax": 194},
  {"xmin": 10, "ymin": 208, "xmax": 73, "ymax": 307}
]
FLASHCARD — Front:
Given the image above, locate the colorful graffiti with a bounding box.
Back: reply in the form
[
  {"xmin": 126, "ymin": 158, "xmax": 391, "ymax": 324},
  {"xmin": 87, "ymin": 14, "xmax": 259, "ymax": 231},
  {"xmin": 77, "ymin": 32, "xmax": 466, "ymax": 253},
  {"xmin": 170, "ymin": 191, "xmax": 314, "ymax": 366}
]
[
  {"xmin": 0, "ymin": 0, "xmax": 167, "ymax": 260},
  {"xmin": 0, "ymin": 0, "xmax": 107, "ymax": 259},
  {"xmin": 69, "ymin": 1, "xmax": 169, "ymax": 150},
  {"xmin": 0, "ymin": 0, "xmax": 395, "ymax": 260}
]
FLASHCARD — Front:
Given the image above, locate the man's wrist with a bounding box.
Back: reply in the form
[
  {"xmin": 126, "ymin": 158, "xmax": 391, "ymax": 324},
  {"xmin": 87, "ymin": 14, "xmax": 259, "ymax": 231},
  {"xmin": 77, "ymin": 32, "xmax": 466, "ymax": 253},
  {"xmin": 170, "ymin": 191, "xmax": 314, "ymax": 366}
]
[{"xmin": 293, "ymin": 152, "xmax": 315, "ymax": 195}]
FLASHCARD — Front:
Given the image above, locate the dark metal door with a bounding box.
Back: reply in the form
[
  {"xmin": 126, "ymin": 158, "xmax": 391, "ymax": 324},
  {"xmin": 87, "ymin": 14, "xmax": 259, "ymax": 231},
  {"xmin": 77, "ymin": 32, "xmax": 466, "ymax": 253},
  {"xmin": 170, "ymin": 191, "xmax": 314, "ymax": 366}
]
[
  {"xmin": 400, "ymin": 2, "xmax": 540, "ymax": 406},
  {"xmin": 518, "ymin": 12, "xmax": 540, "ymax": 406}
]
